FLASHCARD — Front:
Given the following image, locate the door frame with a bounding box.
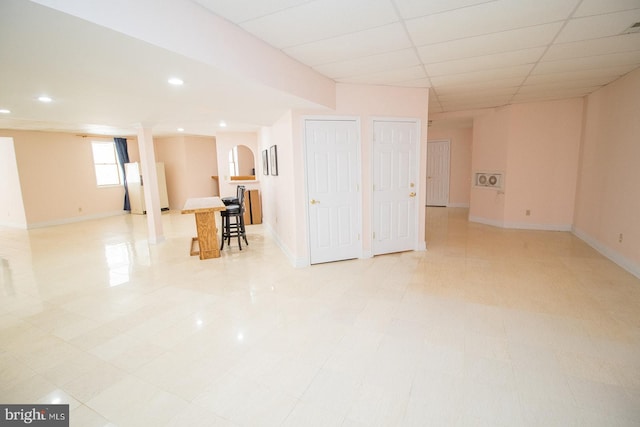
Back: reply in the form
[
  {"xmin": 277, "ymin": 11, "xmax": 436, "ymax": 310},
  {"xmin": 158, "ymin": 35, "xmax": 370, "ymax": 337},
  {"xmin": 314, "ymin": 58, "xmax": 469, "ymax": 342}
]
[
  {"xmin": 302, "ymin": 115, "xmax": 363, "ymax": 266},
  {"xmin": 426, "ymin": 139, "xmax": 451, "ymax": 207},
  {"xmin": 370, "ymin": 117, "xmax": 422, "ymax": 254}
]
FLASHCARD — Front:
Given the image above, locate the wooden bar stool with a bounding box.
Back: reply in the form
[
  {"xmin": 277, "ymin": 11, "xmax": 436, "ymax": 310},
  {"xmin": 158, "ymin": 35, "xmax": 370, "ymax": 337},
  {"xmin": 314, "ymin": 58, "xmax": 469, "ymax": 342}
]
[{"xmin": 220, "ymin": 186, "xmax": 248, "ymax": 250}]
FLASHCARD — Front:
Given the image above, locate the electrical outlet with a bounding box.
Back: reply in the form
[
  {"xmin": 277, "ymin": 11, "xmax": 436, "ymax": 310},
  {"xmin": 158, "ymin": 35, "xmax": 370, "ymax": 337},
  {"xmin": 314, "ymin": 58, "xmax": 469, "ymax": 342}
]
[
  {"xmin": 619, "ymin": 233, "xmax": 623, "ymax": 243},
  {"xmin": 525, "ymin": 209, "xmax": 531, "ymax": 216}
]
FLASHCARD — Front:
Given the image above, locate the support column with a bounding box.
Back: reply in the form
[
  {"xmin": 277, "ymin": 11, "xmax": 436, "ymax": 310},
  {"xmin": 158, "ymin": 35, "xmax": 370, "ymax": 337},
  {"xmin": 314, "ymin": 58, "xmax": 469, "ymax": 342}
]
[{"xmin": 136, "ymin": 125, "xmax": 165, "ymax": 244}]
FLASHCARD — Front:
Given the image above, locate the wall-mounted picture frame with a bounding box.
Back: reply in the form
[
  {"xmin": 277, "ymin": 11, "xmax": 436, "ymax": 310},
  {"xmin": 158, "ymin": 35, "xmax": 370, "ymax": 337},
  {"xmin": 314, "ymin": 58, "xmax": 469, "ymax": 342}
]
[
  {"xmin": 270, "ymin": 145, "xmax": 278, "ymax": 176},
  {"xmin": 262, "ymin": 149, "xmax": 269, "ymax": 175}
]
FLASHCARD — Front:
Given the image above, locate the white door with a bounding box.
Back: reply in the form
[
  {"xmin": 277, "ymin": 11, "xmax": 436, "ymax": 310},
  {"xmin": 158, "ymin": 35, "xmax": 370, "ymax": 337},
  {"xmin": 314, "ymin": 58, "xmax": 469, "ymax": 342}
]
[
  {"xmin": 305, "ymin": 119, "xmax": 361, "ymax": 264},
  {"xmin": 426, "ymin": 140, "xmax": 450, "ymax": 206},
  {"xmin": 372, "ymin": 120, "xmax": 419, "ymax": 255}
]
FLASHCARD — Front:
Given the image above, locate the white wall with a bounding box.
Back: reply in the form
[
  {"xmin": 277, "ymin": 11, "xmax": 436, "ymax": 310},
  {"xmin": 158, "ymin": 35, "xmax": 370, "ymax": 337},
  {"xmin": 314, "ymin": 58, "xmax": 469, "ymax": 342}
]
[
  {"xmin": 0, "ymin": 137, "xmax": 27, "ymax": 228},
  {"xmin": 264, "ymin": 83, "xmax": 430, "ymax": 266}
]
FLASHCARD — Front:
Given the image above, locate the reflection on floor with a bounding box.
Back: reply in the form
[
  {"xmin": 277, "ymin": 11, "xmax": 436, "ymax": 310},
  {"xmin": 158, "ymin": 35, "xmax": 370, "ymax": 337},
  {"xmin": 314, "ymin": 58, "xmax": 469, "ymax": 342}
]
[{"xmin": 1, "ymin": 208, "xmax": 639, "ymax": 426}]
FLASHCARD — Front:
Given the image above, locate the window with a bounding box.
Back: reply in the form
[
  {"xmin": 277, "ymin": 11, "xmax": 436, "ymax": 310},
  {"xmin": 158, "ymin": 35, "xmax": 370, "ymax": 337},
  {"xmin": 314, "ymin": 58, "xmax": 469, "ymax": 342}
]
[{"xmin": 91, "ymin": 141, "xmax": 121, "ymax": 186}]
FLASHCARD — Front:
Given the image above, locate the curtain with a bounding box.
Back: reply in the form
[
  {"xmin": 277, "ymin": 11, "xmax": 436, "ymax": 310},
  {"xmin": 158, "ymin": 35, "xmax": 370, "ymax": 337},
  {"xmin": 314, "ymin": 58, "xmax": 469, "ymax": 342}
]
[{"xmin": 114, "ymin": 137, "xmax": 131, "ymax": 211}]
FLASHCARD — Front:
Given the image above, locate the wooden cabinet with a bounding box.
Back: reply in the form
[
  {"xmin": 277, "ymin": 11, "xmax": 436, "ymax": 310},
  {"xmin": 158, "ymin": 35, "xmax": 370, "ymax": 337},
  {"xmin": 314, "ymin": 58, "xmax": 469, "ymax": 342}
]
[{"xmin": 243, "ymin": 189, "xmax": 262, "ymax": 224}]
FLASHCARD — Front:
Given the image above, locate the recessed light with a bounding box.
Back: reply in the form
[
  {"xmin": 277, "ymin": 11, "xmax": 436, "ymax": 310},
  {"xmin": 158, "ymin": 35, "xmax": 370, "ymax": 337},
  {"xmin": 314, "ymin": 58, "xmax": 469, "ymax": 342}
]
[
  {"xmin": 219, "ymin": 121, "xmax": 227, "ymax": 127},
  {"xmin": 0, "ymin": 109, "xmax": 10, "ymax": 114},
  {"xmin": 177, "ymin": 127, "xmax": 184, "ymax": 132},
  {"xmin": 38, "ymin": 95, "xmax": 52, "ymax": 103},
  {"xmin": 168, "ymin": 77, "xmax": 184, "ymax": 86}
]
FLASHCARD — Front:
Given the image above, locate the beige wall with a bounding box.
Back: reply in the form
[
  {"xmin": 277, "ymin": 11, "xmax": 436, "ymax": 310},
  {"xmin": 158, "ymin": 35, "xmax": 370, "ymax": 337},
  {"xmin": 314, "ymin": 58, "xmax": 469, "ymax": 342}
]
[
  {"xmin": 469, "ymin": 99, "xmax": 584, "ymax": 230},
  {"xmin": 4, "ymin": 130, "xmax": 126, "ymax": 227},
  {"xmin": 470, "ymin": 107, "xmax": 510, "ymax": 225},
  {"xmin": 0, "ymin": 137, "xmax": 27, "ymax": 227},
  {"xmin": 154, "ymin": 136, "xmax": 186, "ymax": 209},
  {"xmin": 427, "ymin": 126, "xmax": 472, "ymax": 207},
  {"xmin": 0, "ymin": 131, "xmax": 217, "ymax": 228},
  {"xmin": 155, "ymin": 135, "xmax": 217, "ymax": 209},
  {"xmin": 574, "ymin": 68, "xmax": 640, "ymax": 276},
  {"xmin": 215, "ymin": 132, "xmax": 261, "ymax": 199},
  {"xmin": 504, "ymin": 99, "xmax": 584, "ymax": 229},
  {"xmin": 284, "ymin": 83, "xmax": 429, "ymax": 265}
]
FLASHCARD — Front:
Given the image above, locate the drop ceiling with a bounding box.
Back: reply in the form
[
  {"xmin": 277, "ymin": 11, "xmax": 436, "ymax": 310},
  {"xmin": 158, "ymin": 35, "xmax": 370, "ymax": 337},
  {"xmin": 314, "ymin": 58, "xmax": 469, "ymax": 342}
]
[
  {"xmin": 1, "ymin": 0, "xmax": 639, "ymax": 136},
  {"xmin": 196, "ymin": 0, "xmax": 640, "ymax": 114}
]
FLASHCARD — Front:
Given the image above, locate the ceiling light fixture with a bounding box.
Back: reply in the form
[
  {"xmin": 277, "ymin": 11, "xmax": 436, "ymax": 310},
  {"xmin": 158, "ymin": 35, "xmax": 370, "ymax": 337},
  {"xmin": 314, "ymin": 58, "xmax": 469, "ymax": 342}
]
[
  {"xmin": 168, "ymin": 77, "xmax": 184, "ymax": 86},
  {"xmin": 219, "ymin": 121, "xmax": 227, "ymax": 127},
  {"xmin": 38, "ymin": 95, "xmax": 52, "ymax": 103},
  {"xmin": 0, "ymin": 109, "xmax": 10, "ymax": 114},
  {"xmin": 177, "ymin": 127, "xmax": 184, "ymax": 132}
]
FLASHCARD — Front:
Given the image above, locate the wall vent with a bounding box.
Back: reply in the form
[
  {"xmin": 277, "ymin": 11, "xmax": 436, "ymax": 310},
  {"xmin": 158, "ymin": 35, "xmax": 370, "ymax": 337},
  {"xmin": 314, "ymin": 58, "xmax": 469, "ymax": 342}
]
[{"xmin": 474, "ymin": 172, "xmax": 503, "ymax": 189}]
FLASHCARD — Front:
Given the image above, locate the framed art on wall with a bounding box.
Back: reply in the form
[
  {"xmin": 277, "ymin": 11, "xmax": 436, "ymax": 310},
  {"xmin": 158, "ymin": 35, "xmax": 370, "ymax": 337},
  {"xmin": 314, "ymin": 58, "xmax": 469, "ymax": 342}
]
[
  {"xmin": 270, "ymin": 145, "xmax": 278, "ymax": 176},
  {"xmin": 262, "ymin": 149, "xmax": 269, "ymax": 175}
]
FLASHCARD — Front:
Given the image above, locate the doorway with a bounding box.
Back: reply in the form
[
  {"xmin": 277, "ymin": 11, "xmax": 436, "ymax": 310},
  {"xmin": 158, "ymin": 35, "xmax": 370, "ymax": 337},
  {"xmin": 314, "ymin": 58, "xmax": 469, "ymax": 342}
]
[{"xmin": 426, "ymin": 139, "xmax": 450, "ymax": 207}]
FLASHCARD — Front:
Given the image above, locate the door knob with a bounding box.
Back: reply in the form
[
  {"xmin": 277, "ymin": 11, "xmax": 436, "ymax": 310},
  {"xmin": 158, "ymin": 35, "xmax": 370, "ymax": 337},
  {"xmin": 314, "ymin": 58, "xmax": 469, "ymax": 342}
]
[
  {"xmin": 409, "ymin": 192, "xmax": 416, "ymax": 197},
  {"xmin": 310, "ymin": 199, "xmax": 320, "ymax": 204}
]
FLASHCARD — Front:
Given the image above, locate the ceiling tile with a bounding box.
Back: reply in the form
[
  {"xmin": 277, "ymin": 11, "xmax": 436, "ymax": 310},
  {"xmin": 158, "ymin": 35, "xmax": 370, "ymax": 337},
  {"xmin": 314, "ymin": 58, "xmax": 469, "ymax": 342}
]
[
  {"xmin": 430, "ymin": 64, "xmax": 532, "ymax": 86},
  {"xmin": 512, "ymin": 87, "xmax": 599, "ymax": 103},
  {"xmin": 437, "ymin": 86, "xmax": 517, "ymax": 98},
  {"xmin": 533, "ymin": 51, "xmax": 640, "ymax": 74},
  {"xmin": 515, "ymin": 85, "xmax": 601, "ymax": 96},
  {"xmin": 556, "ymin": 9, "xmax": 640, "ymax": 43},
  {"xmin": 283, "ymin": 23, "xmax": 412, "ymax": 66},
  {"xmin": 543, "ymin": 33, "xmax": 640, "ymax": 61},
  {"xmin": 395, "ymin": 78, "xmax": 433, "ymax": 87},
  {"xmin": 337, "ymin": 65, "xmax": 426, "ymax": 85},
  {"xmin": 240, "ymin": 0, "xmax": 398, "ymax": 48},
  {"xmin": 440, "ymin": 96, "xmax": 512, "ymax": 110},
  {"xmin": 394, "ymin": 0, "xmax": 494, "ymax": 19},
  {"xmin": 433, "ymin": 77, "xmax": 525, "ymax": 92},
  {"xmin": 405, "ymin": 0, "xmax": 578, "ymax": 45},
  {"xmin": 520, "ymin": 76, "xmax": 622, "ymax": 90},
  {"xmin": 192, "ymin": 0, "xmax": 311, "ymax": 23},
  {"xmin": 425, "ymin": 47, "xmax": 545, "ymax": 77},
  {"xmin": 417, "ymin": 23, "xmax": 562, "ymax": 64},
  {"xmin": 573, "ymin": 0, "xmax": 640, "ymax": 17},
  {"xmin": 313, "ymin": 49, "xmax": 421, "ymax": 79},
  {"xmin": 525, "ymin": 65, "xmax": 639, "ymax": 84}
]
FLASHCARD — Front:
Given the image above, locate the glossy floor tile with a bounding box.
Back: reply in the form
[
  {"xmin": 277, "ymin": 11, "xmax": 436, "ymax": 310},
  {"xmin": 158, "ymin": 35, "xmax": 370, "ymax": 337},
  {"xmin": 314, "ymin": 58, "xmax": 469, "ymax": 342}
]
[{"xmin": 1, "ymin": 208, "xmax": 639, "ymax": 426}]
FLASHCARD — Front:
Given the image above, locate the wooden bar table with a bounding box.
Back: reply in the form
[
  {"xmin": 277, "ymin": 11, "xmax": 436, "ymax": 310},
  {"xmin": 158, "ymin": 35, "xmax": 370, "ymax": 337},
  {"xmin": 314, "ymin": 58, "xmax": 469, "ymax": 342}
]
[{"xmin": 181, "ymin": 197, "xmax": 226, "ymax": 260}]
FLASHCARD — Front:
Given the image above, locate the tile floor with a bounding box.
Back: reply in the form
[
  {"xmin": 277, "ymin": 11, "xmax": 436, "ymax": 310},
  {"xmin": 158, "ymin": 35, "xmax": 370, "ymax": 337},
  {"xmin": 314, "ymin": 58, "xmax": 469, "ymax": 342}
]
[{"xmin": 1, "ymin": 207, "xmax": 639, "ymax": 426}]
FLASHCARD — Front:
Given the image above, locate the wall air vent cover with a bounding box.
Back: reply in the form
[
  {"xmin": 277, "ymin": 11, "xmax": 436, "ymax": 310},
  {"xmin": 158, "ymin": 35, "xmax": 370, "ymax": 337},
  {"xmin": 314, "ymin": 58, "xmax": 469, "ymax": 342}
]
[{"xmin": 475, "ymin": 172, "xmax": 503, "ymax": 189}]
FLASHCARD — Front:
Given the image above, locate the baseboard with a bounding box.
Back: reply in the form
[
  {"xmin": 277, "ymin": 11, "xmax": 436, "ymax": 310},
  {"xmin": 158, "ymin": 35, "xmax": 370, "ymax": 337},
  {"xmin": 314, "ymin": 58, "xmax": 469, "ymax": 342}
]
[
  {"xmin": 0, "ymin": 220, "xmax": 28, "ymax": 229},
  {"xmin": 26, "ymin": 210, "xmax": 128, "ymax": 229},
  {"xmin": 446, "ymin": 203, "xmax": 470, "ymax": 208},
  {"xmin": 573, "ymin": 227, "xmax": 640, "ymax": 280},
  {"xmin": 468, "ymin": 216, "xmax": 504, "ymax": 228},
  {"xmin": 503, "ymin": 221, "xmax": 572, "ymax": 232},
  {"xmin": 469, "ymin": 216, "xmax": 571, "ymax": 232},
  {"xmin": 263, "ymin": 221, "xmax": 309, "ymax": 268}
]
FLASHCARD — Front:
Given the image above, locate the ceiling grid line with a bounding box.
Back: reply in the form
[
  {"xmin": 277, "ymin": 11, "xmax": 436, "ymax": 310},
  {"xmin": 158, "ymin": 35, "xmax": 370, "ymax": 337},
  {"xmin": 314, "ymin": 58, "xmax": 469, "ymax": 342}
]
[
  {"xmin": 3, "ymin": 0, "xmax": 640, "ymax": 134},
  {"xmin": 507, "ymin": 0, "xmax": 586, "ymax": 106},
  {"xmin": 389, "ymin": 0, "xmax": 441, "ymax": 110}
]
